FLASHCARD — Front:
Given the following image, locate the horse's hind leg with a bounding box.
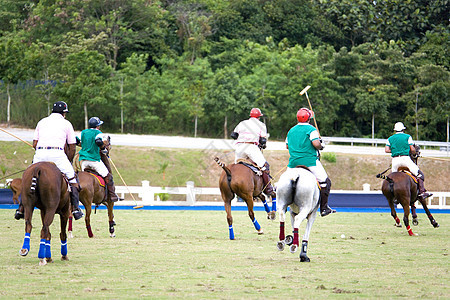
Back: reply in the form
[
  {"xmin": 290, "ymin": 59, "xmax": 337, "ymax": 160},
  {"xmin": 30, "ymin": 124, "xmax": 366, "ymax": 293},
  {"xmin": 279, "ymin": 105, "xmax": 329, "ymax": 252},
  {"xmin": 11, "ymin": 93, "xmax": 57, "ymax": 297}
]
[
  {"xmin": 106, "ymin": 202, "xmax": 116, "ymax": 237},
  {"xmin": 417, "ymin": 198, "xmax": 439, "ymax": 228},
  {"xmin": 60, "ymin": 208, "xmax": 69, "ymax": 261},
  {"xmin": 387, "ymin": 197, "xmax": 401, "ymax": 227},
  {"xmin": 84, "ymin": 203, "xmax": 94, "ymax": 238},
  {"xmin": 299, "ymin": 211, "xmax": 318, "ymax": 262},
  {"xmin": 39, "ymin": 209, "xmax": 56, "ymax": 265},
  {"xmin": 223, "ymin": 200, "xmax": 235, "ymax": 240},
  {"xmin": 20, "ymin": 207, "xmax": 34, "ymax": 256},
  {"xmin": 276, "ymin": 206, "xmax": 288, "ymax": 251}
]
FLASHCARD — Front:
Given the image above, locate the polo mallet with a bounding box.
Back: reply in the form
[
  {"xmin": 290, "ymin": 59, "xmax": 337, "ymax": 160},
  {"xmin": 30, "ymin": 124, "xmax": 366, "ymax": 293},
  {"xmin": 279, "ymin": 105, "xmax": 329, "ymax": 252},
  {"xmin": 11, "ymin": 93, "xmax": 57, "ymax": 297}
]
[
  {"xmin": 0, "ymin": 127, "xmax": 34, "ymax": 148},
  {"xmin": 299, "ymin": 85, "xmax": 321, "ymax": 136},
  {"xmin": 109, "ymin": 157, "xmax": 143, "ymax": 209}
]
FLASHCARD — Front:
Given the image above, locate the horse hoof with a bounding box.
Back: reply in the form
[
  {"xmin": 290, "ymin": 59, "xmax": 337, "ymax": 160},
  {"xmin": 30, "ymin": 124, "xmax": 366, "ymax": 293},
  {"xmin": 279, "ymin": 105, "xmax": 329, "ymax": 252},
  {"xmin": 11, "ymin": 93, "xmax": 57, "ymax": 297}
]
[
  {"xmin": 110, "ymin": 233, "xmax": 116, "ymax": 238},
  {"xmin": 395, "ymin": 223, "xmax": 402, "ymax": 228},
  {"xmin": 300, "ymin": 255, "xmax": 310, "ymax": 262},
  {"xmin": 68, "ymin": 231, "xmax": 73, "ymax": 239},
  {"xmin": 267, "ymin": 212, "xmax": 276, "ymax": 220},
  {"xmin": 285, "ymin": 235, "xmax": 294, "ymax": 246},
  {"xmin": 19, "ymin": 248, "xmax": 29, "ymax": 256},
  {"xmin": 257, "ymin": 229, "xmax": 264, "ymax": 235},
  {"xmin": 277, "ymin": 241, "xmax": 285, "ymax": 251},
  {"xmin": 290, "ymin": 244, "xmax": 298, "ymax": 254},
  {"xmin": 433, "ymin": 223, "xmax": 440, "ymax": 228},
  {"xmin": 46, "ymin": 258, "xmax": 53, "ymax": 263},
  {"xmin": 39, "ymin": 259, "xmax": 47, "ymax": 266},
  {"xmin": 412, "ymin": 219, "xmax": 419, "ymax": 226},
  {"xmin": 61, "ymin": 255, "xmax": 69, "ymax": 261}
]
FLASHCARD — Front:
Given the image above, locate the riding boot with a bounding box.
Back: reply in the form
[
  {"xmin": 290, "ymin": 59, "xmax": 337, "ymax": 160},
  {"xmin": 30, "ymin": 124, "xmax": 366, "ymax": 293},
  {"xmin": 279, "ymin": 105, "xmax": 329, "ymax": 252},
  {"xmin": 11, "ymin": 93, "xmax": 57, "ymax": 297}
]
[
  {"xmin": 14, "ymin": 202, "xmax": 24, "ymax": 220},
  {"xmin": 105, "ymin": 173, "xmax": 120, "ymax": 202},
  {"xmin": 70, "ymin": 184, "xmax": 84, "ymax": 220},
  {"xmin": 417, "ymin": 176, "xmax": 432, "ymax": 200},
  {"xmin": 262, "ymin": 171, "xmax": 274, "ymax": 196},
  {"xmin": 319, "ymin": 178, "xmax": 336, "ymax": 217}
]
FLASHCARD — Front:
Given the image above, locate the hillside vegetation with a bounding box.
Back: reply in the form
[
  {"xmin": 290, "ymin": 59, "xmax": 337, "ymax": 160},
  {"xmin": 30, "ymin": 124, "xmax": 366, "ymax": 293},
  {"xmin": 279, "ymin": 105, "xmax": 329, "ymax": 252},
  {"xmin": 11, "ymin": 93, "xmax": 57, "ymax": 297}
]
[{"xmin": 1, "ymin": 142, "xmax": 448, "ymax": 193}]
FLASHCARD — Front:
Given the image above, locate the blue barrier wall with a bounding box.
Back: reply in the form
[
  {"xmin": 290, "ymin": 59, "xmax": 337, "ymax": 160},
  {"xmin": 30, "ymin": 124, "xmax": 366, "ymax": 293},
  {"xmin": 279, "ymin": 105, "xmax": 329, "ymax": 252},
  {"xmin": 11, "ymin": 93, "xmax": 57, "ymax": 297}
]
[{"xmin": 0, "ymin": 189, "xmax": 13, "ymax": 204}]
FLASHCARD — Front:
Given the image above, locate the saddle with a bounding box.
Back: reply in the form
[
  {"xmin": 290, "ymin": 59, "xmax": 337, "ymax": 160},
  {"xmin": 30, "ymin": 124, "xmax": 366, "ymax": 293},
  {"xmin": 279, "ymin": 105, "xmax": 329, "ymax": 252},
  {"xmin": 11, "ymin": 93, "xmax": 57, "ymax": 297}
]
[
  {"xmin": 295, "ymin": 165, "xmax": 321, "ymax": 190},
  {"xmin": 237, "ymin": 159, "xmax": 262, "ymax": 176},
  {"xmin": 83, "ymin": 168, "xmax": 106, "ymax": 187},
  {"xmin": 398, "ymin": 169, "xmax": 418, "ymax": 184}
]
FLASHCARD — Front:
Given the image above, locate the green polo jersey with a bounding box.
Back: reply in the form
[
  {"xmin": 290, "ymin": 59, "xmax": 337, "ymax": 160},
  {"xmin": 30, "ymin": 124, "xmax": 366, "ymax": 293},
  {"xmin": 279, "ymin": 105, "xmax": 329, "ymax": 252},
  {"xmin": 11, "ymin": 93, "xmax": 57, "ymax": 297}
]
[
  {"xmin": 386, "ymin": 132, "xmax": 413, "ymax": 157},
  {"xmin": 78, "ymin": 128, "xmax": 103, "ymax": 162},
  {"xmin": 286, "ymin": 123, "xmax": 320, "ymax": 167}
]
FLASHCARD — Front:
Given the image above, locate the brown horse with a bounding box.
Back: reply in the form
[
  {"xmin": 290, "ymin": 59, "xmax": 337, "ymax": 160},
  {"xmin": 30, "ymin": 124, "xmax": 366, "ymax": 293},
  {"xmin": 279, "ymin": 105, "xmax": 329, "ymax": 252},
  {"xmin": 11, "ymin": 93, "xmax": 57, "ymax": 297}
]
[
  {"xmin": 6, "ymin": 178, "xmax": 22, "ymax": 204},
  {"xmin": 70, "ymin": 170, "xmax": 116, "ymax": 238},
  {"xmin": 215, "ymin": 157, "xmax": 274, "ymax": 240},
  {"xmin": 19, "ymin": 162, "xmax": 70, "ymax": 265},
  {"xmin": 378, "ymin": 145, "xmax": 439, "ymax": 236}
]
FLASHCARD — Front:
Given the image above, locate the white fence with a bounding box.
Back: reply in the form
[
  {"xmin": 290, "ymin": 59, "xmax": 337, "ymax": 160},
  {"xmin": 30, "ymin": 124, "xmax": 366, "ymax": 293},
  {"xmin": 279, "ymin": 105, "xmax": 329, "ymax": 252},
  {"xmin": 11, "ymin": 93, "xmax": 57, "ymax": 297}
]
[{"xmin": 114, "ymin": 181, "xmax": 450, "ymax": 210}]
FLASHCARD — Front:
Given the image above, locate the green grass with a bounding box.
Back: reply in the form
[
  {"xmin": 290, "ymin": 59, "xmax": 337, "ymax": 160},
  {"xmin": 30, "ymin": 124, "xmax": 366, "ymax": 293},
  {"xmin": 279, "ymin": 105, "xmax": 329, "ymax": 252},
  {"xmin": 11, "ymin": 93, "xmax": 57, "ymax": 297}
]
[{"xmin": 1, "ymin": 209, "xmax": 448, "ymax": 299}]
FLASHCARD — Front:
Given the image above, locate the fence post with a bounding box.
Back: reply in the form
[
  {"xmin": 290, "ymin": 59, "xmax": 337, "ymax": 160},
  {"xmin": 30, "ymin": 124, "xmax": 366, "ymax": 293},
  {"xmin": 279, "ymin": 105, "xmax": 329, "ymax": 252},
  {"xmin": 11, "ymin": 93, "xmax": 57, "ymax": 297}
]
[
  {"xmin": 141, "ymin": 180, "xmax": 154, "ymax": 206},
  {"xmin": 186, "ymin": 181, "xmax": 195, "ymax": 205}
]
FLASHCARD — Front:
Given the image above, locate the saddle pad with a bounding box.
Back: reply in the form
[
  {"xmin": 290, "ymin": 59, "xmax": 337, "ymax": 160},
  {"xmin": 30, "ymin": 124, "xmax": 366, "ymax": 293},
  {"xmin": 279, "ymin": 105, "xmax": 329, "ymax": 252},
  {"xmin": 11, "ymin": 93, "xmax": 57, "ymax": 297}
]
[
  {"xmin": 238, "ymin": 161, "xmax": 262, "ymax": 176},
  {"xmin": 88, "ymin": 172, "xmax": 105, "ymax": 187},
  {"xmin": 400, "ymin": 170, "xmax": 418, "ymax": 184}
]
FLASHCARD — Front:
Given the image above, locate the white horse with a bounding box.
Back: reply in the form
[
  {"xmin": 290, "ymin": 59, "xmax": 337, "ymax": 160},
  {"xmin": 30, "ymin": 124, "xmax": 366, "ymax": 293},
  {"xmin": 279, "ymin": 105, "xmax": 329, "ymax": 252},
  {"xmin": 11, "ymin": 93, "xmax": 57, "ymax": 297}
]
[{"xmin": 276, "ymin": 167, "xmax": 320, "ymax": 262}]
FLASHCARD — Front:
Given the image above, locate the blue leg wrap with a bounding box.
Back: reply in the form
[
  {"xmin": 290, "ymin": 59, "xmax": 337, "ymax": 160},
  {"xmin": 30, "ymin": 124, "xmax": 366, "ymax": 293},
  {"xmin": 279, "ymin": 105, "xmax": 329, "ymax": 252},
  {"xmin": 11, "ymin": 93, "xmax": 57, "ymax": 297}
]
[
  {"xmin": 45, "ymin": 240, "xmax": 51, "ymax": 259},
  {"xmin": 38, "ymin": 239, "xmax": 46, "ymax": 259},
  {"xmin": 22, "ymin": 233, "xmax": 31, "ymax": 251},
  {"xmin": 253, "ymin": 219, "xmax": 261, "ymax": 231},
  {"xmin": 262, "ymin": 199, "xmax": 270, "ymax": 213},
  {"xmin": 229, "ymin": 225, "xmax": 235, "ymax": 240},
  {"xmin": 61, "ymin": 240, "xmax": 67, "ymax": 256},
  {"xmin": 272, "ymin": 196, "xmax": 277, "ymax": 211}
]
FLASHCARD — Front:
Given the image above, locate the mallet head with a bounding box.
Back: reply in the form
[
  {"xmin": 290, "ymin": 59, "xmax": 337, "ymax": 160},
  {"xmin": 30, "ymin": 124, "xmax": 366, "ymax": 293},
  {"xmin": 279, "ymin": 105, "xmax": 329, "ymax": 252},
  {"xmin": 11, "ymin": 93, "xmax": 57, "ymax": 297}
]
[{"xmin": 299, "ymin": 85, "xmax": 311, "ymax": 96}]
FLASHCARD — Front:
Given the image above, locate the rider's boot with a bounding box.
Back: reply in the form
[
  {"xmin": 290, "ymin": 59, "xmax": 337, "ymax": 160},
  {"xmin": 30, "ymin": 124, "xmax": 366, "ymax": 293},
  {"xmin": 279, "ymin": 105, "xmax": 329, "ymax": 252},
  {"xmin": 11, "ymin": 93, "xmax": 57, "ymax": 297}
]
[
  {"xmin": 105, "ymin": 173, "xmax": 121, "ymax": 202},
  {"xmin": 417, "ymin": 173, "xmax": 432, "ymax": 200},
  {"xmin": 261, "ymin": 168, "xmax": 274, "ymax": 196},
  {"xmin": 14, "ymin": 202, "xmax": 24, "ymax": 220},
  {"xmin": 320, "ymin": 178, "xmax": 336, "ymax": 217},
  {"xmin": 70, "ymin": 184, "xmax": 84, "ymax": 220}
]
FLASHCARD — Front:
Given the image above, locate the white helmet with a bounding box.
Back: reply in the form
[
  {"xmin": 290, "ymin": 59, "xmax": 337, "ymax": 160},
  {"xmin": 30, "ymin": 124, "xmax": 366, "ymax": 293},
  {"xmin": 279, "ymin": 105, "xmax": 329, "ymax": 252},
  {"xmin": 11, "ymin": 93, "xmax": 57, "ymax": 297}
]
[{"xmin": 394, "ymin": 122, "xmax": 406, "ymax": 132}]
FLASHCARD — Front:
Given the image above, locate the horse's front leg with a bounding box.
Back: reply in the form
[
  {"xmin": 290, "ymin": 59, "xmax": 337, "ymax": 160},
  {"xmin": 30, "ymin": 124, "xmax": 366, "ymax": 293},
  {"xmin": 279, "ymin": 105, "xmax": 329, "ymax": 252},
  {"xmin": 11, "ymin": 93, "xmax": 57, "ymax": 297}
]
[
  {"xmin": 411, "ymin": 204, "xmax": 419, "ymax": 226},
  {"xmin": 106, "ymin": 201, "xmax": 116, "ymax": 238},
  {"xmin": 20, "ymin": 207, "xmax": 34, "ymax": 256},
  {"xmin": 417, "ymin": 198, "xmax": 439, "ymax": 228},
  {"xmin": 244, "ymin": 195, "xmax": 263, "ymax": 235}
]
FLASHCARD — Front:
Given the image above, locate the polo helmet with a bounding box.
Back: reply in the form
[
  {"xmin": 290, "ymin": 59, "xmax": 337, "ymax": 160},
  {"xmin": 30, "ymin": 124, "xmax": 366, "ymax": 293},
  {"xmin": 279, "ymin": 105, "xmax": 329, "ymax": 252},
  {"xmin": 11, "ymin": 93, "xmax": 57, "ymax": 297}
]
[
  {"xmin": 394, "ymin": 122, "xmax": 406, "ymax": 132},
  {"xmin": 250, "ymin": 108, "xmax": 263, "ymax": 118},
  {"xmin": 88, "ymin": 117, "xmax": 104, "ymax": 128},
  {"xmin": 52, "ymin": 101, "xmax": 69, "ymax": 113},
  {"xmin": 297, "ymin": 107, "xmax": 313, "ymax": 123}
]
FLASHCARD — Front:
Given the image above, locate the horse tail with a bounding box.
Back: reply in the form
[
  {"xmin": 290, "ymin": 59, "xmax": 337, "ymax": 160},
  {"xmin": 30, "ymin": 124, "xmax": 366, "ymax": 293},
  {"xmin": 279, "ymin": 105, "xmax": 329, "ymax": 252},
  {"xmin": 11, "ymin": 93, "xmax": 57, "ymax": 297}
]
[
  {"xmin": 378, "ymin": 174, "xmax": 395, "ymax": 194},
  {"xmin": 30, "ymin": 168, "xmax": 41, "ymax": 194},
  {"xmin": 214, "ymin": 157, "xmax": 232, "ymax": 179}
]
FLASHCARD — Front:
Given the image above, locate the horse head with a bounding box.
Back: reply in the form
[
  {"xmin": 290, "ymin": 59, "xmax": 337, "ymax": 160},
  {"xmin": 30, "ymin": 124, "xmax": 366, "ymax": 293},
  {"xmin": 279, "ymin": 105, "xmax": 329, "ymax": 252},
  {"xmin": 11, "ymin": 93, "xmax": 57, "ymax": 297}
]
[{"xmin": 409, "ymin": 144, "xmax": 420, "ymax": 164}]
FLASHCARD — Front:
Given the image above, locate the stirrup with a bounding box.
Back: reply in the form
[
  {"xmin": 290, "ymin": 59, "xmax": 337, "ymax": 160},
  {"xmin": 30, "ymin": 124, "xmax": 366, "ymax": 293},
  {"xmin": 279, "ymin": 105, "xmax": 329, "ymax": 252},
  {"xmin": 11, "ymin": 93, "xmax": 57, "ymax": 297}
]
[
  {"xmin": 320, "ymin": 206, "xmax": 336, "ymax": 217},
  {"xmin": 72, "ymin": 208, "xmax": 84, "ymax": 220},
  {"xmin": 418, "ymin": 192, "xmax": 432, "ymax": 200},
  {"xmin": 14, "ymin": 209, "xmax": 24, "ymax": 220}
]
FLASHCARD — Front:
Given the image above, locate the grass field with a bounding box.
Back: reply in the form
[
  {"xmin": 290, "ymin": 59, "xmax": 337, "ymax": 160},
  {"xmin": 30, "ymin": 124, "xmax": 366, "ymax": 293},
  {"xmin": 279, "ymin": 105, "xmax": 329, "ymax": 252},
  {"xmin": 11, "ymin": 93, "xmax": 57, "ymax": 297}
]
[{"xmin": 0, "ymin": 209, "xmax": 448, "ymax": 299}]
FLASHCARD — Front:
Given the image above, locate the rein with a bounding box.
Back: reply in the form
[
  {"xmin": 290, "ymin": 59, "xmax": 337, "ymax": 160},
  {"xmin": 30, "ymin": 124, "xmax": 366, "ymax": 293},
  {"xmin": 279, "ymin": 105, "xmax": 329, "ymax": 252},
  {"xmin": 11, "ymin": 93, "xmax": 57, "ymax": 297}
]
[{"xmin": 0, "ymin": 169, "xmax": 28, "ymax": 181}]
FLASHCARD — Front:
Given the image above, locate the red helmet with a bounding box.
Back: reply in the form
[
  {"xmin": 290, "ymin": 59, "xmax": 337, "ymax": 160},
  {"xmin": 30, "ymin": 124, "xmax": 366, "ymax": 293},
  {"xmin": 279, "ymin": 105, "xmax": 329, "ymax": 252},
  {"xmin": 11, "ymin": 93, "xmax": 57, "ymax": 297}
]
[
  {"xmin": 297, "ymin": 108, "xmax": 313, "ymax": 123},
  {"xmin": 250, "ymin": 108, "xmax": 263, "ymax": 118}
]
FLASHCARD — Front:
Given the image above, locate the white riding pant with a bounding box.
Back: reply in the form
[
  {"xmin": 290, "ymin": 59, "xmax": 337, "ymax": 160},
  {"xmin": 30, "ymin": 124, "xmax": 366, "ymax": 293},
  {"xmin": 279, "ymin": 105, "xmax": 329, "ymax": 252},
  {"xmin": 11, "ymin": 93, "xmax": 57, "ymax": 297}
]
[
  {"xmin": 309, "ymin": 160, "xmax": 328, "ymax": 183},
  {"xmin": 33, "ymin": 149, "xmax": 77, "ymax": 184},
  {"xmin": 392, "ymin": 156, "xmax": 419, "ymax": 176},
  {"xmin": 80, "ymin": 160, "xmax": 109, "ymax": 177},
  {"xmin": 234, "ymin": 143, "xmax": 266, "ymax": 168}
]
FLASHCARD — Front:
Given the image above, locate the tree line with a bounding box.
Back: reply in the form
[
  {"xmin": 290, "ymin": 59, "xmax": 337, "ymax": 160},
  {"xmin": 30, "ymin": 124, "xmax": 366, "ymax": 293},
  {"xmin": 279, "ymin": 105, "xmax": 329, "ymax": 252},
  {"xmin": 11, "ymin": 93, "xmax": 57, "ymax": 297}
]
[{"xmin": 0, "ymin": 0, "xmax": 448, "ymax": 141}]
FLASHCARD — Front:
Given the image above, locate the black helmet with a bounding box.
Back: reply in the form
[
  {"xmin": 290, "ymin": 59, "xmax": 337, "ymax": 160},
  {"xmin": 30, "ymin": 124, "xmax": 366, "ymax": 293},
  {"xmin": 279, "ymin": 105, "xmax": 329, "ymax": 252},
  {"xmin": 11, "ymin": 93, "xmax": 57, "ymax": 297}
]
[
  {"xmin": 52, "ymin": 101, "xmax": 69, "ymax": 113},
  {"xmin": 88, "ymin": 117, "xmax": 104, "ymax": 128}
]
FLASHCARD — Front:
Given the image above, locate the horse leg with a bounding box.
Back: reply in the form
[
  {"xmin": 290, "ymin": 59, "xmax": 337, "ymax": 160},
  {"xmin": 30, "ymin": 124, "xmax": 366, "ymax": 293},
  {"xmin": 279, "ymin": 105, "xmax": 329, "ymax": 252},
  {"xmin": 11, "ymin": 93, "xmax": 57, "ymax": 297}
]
[
  {"xmin": 411, "ymin": 204, "xmax": 419, "ymax": 225},
  {"xmin": 277, "ymin": 205, "xmax": 288, "ymax": 251},
  {"xmin": 39, "ymin": 209, "xmax": 56, "ymax": 265},
  {"xmin": 417, "ymin": 198, "xmax": 439, "ymax": 228},
  {"xmin": 290, "ymin": 207, "xmax": 309, "ymax": 254},
  {"xmin": 20, "ymin": 207, "xmax": 34, "ymax": 256},
  {"xmin": 106, "ymin": 201, "xmax": 116, "ymax": 238},
  {"xmin": 401, "ymin": 203, "xmax": 417, "ymax": 236},
  {"xmin": 84, "ymin": 203, "xmax": 94, "ymax": 238},
  {"xmin": 60, "ymin": 209, "xmax": 69, "ymax": 261},
  {"xmin": 68, "ymin": 210, "xmax": 73, "ymax": 238},
  {"xmin": 299, "ymin": 211, "xmax": 318, "ymax": 262},
  {"xmin": 244, "ymin": 195, "xmax": 263, "ymax": 235},
  {"xmin": 223, "ymin": 200, "xmax": 234, "ymax": 240},
  {"xmin": 387, "ymin": 198, "xmax": 401, "ymax": 227}
]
